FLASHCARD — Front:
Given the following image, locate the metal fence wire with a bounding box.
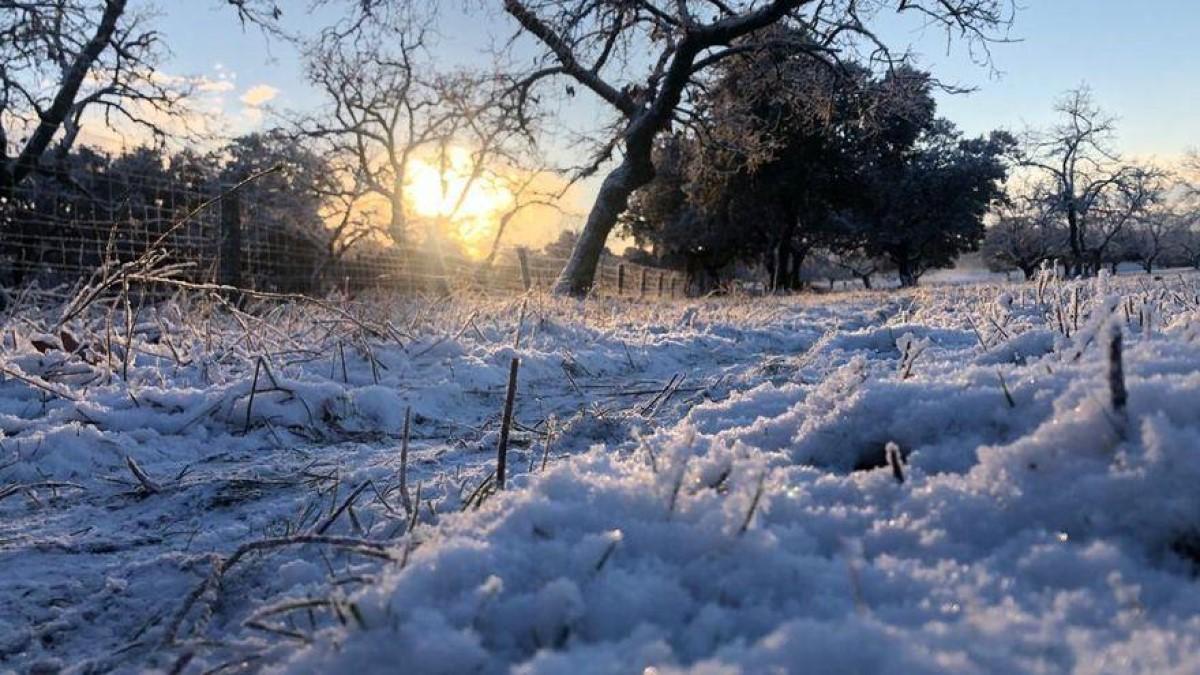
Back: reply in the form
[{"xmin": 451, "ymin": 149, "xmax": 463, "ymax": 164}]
[{"xmin": 0, "ymin": 172, "xmax": 687, "ymax": 299}]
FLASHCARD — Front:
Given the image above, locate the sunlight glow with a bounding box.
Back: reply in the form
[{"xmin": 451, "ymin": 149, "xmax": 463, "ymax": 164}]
[{"xmin": 405, "ymin": 147, "xmax": 515, "ymax": 259}]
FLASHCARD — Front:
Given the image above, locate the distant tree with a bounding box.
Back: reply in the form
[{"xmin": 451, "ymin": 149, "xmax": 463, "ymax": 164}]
[
  {"xmin": 1175, "ymin": 223, "xmax": 1200, "ymax": 270},
  {"xmin": 824, "ymin": 247, "xmax": 895, "ymax": 290},
  {"xmin": 623, "ymin": 49, "xmax": 937, "ymax": 292},
  {"xmin": 216, "ymin": 132, "xmax": 368, "ymax": 289},
  {"xmin": 1084, "ymin": 165, "xmax": 1167, "ymax": 274},
  {"xmin": 542, "ymin": 229, "xmax": 581, "ymax": 260},
  {"xmin": 1018, "ymin": 87, "xmax": 1144, "ymax": 276},
  {"xmin": 981, "ymin": 192, "xmax": 1067, "ymax": 279},
  {"xmin": 621, "ymin": 135, "xmax": 755, "ymax": 290},
  {"xmin": 297, "ymin": 11, "xmax": 532, "ymax": 249},
  {"xmin": 1128, "ymin": 205, "xmax": 1186, "ymax": 274}
]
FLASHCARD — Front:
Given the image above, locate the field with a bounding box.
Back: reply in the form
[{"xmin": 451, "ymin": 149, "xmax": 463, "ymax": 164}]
[{"xmin": 3, "ymin": 270, "xmax": 1200, "ymax": 673}]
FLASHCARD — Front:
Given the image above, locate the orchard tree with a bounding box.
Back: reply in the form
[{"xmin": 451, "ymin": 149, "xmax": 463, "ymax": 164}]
[
  {"xmin": 684, "ymin": 52, "xmax": 933, "ymax": 291},
  {"xmin": 1019, "ymin": 87, "xmax": 1143, "ymax": 276},
  {"xmin": 1083, "ymin": 165, "xmax": 1166, "ymax": 274},
  {"xmin": 624, "ymin": 47, "xmax": 938, "ymax": 292},
  {"xmin": 299, "ymin": 21, "xmax": 500, "ymax": 246},
  {"xmin": 503, "ymin": 0, "xmax": 1014, "ymax": 295},
  {"xmin": 981, "ymin": 191, "xmax": 1067, "ymax": 279},
  {"xmin": 1128, "ymin": 204, "xmax": 1187, "ymax": 274}
]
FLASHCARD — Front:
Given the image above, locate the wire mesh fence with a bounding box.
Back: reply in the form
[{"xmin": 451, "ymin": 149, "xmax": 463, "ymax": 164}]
[{"xmin": 0, "ymin": 171, "xmax": 687, "ymax": 299}]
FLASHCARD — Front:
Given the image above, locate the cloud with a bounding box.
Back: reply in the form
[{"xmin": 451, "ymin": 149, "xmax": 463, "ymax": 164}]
[
  {"xmin": 240, "ymin": 84, "xmax": 279, "ymax": 107},
  {"xmin": 198, "ymin": 78, "xmax": 236, "ymax": 94}
]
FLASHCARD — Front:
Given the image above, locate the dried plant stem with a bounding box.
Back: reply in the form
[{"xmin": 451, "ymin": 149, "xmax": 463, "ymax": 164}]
[
  {"xmin": 125, "ymin": 456, "xmax": 162, "ymax": 494},
  {"xmin": 161, "ymin": 534, "xmax": 391, "ymax": 646},
  {"xmin": 314, "ymin": 481, "xmax": 370, "ymax": 535},
  {"xmin": 496, "ymin": 357, "xmax": 521, "ymax": 491},
  {"xmin": 244, "ymin": 357, "xmax": 263, "ymax": 434},
  {"xmin": 399, "ymin": 406, "xmax": 413, "ymax": 513},
  {"xmin": 1108, "ymin": 327, "xmax": 1128, "ymax": 418},
  {"xmin": 737, "ymin": 472, "xmax": 767, "ymax": 535}
]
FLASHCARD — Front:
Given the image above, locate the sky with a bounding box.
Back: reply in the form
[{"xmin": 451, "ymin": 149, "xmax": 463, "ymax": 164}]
[{"xmin": 153, "ymin": 0, "xmax": 1200, "ymax": 161}]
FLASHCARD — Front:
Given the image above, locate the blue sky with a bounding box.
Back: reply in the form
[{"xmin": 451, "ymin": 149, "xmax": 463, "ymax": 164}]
[{"xmin": 156, "ymin": 1, "xmax": 1199, "ymax": 158}]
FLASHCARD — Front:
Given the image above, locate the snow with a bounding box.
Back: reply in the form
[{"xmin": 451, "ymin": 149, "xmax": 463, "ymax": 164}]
[{"xmin": 3, "ymin": 273, "xmax": 1200, "ymax": 673}]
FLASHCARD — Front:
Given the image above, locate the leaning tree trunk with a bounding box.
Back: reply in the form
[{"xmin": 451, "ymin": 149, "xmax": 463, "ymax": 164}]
[{"xmin": 552, "ymin": 158, "xmax": 651, "ymax": 296}]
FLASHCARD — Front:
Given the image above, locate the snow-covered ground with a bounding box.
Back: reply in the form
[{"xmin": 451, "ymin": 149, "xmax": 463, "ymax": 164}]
[{"xmin": 3, "ymin": 271, "xmax": 1200, "ymax": 673}]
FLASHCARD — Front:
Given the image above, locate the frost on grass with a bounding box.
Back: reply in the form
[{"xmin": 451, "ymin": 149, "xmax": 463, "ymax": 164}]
[{"xmin": 4, "ymin": 275, "xmax": 1200, "ymax": 673}]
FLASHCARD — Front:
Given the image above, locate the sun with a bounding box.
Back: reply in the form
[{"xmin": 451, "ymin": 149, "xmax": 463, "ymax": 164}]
[{"xmin": 404, "ymin": 147, "xmax": 515, "ymax": 258}]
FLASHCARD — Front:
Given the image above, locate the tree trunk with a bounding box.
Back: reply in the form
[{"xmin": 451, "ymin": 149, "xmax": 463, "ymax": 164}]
[
  {"xmin": 389, "ymin": 182, "xmax": 406, "ymax": 246},
  {"xmin": 860, "ymin": 274, "xmax": 873, "ymax": 290},
  {"xmin": 1066, "ymin": 201, "xmax": 1083, "ymax": 276},
  {"xmin": 788, "ymin": 248, "xmax": 803, "ymax": 290},
  {"xmin": 552, "ymin": 158, "xmax": 650, "ymax": 296},
  {"xmin": 772, "ymin": 241, "xmax": 791, "ymax": 292},
  {"xmin": 895, "ymin": 254, "xmax": 918, "ymax": 288}
]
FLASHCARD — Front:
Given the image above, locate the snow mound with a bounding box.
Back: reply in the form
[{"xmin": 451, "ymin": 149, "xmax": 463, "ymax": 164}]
[{"xmin": 282, "ymin": 318, "xmax": 1200, "ymax": 674}]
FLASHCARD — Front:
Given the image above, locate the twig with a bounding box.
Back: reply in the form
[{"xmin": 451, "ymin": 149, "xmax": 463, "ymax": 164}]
[
  {"xmin": 996, "ymin": 369, "xmax": 1015, "ymax": 409},
  {"xmin": 1108, "ymin": 326, "xmax": 1128, "ymax": 420}
]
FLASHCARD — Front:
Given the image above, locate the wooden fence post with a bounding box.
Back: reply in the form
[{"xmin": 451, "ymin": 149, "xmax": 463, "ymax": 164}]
[
  {"xmin": 670, "ymin": 276, "xmax": 677, "ymax": 299},
  {"xmin": 516, "ymin": 247, "xmax": 532, "ymax": 291},
  {"xmin": 617, "ymin": 264, "xmax": 626, "ymax": 296},
  {"xmin": 639, "ymin": 268, "xmax": 648, "ymax": 297},
  {"xmin": 657, "ymin": 272, "xmax": 665, "ymax": 297},
  {"xmin": 219, "ymin": 185, "xmax": 242, "ymax": 289}
]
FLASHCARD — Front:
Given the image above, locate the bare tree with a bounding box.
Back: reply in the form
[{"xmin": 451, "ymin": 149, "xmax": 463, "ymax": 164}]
[
  {"xmin": 481, "ymin": 168, "xmax": 572, "ymax": 266},
  {"xmin": 502, "ymin": 0, "xmax": 1014, "ymax": 295},
  {"xmin": 297, "ymin": 12, "xmax": 538, "ymax": 252},
  {"xmin": 1018, "ymin": 87, "xmax": 1139, "ymax": 276},
  {"xmin": 1084, "ymin": 165, "xmax": 1166, "ymax": 274},
  {"xmin": 981, "ymin": 190, "xmax": 1067, "ymax": 279},
  {"xmin": 1128, "ymin": 206, "xmax": 1185, "ymax": 274},
  {"xmin": 0, "ymin": 0, "xmax": 186, "ymax": 194}
]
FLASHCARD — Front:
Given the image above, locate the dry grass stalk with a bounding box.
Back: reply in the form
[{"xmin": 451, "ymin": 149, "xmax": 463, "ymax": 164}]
[
  {"xmin": 399, "ymin": 406, "xmax": 413, "ymax": 513},
  {"xmin": 125, "ymin": 455, "xmax": 162, "ymax": 494},
  {"xmin": 496, "ymin": 357, "xmax": 521, "ymax": 491}
]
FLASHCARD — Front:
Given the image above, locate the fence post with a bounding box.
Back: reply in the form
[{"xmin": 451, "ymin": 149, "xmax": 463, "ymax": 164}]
[
  {"xmin": 639, "ymin": 268, "xmax": 648, "ymax": 297},
  {"xmin": 670, "ymin": 276, "xmax": 677, "ymax": 299},
  {"xmin": 617, "ymin": 264, "xmax": 626, "ymax": 296},
  {"xmin": 657, "ymin": 272, "xmax": 665, "ymax": 297},
  {"xmin": 219, "ymin": 185, "xmax": 242, "ymax": 289},
  {"xmin": 516, "ymin": 247, "xmax": 532, "ymax": 291}
]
